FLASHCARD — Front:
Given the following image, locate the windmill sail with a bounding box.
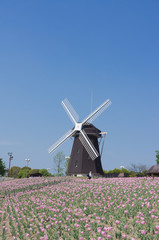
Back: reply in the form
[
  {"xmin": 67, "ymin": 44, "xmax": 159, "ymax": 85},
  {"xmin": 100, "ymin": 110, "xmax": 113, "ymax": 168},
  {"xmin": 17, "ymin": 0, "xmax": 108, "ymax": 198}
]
[
  {"xmin": 48, "ymin": 129, "xmax": 75, "ymax": 154},
  {"xmin": 79, "ymin": 129, "xmax": 99, "ymax": 160},
  {"xmin": 62, "ymin": 98, "xmax": 79, "ymax": 124},
  {"xmin": 82, "ymin": 99, "xmax": 111, "ymax": 125},
  {"xmin": 49, "ymin": 98, "xmax": 111, "ymax": 163}
]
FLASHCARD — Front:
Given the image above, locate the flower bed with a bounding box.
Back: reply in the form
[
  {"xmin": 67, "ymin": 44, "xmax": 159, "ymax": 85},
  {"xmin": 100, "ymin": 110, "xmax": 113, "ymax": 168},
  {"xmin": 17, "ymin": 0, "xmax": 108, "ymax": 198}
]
[{"xmin": 0, "ymin": 177, "xmax": 159, "ymax": 239}]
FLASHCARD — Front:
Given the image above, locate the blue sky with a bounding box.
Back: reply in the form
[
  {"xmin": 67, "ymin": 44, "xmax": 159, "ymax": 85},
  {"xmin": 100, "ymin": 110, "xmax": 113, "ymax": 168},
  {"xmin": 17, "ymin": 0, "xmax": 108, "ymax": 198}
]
[{"xmin": 0, "ymin": 1, "xmax": 159, "ymax": 172}]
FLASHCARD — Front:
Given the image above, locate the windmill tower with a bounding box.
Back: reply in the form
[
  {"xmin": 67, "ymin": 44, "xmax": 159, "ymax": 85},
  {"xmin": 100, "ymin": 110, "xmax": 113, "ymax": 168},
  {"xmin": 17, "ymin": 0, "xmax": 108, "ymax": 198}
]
[{"xmin": 48, "ymin": 98, "xmax": 111, "ymax": 176}]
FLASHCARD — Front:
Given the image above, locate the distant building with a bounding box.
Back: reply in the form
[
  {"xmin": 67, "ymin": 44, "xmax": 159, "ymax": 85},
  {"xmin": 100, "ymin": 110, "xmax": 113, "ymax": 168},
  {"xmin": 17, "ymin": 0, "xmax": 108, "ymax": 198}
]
[
  {"xmin": 147, "ymin": 164, "xmax": 159, "ymax": 176},
  {"xmin": 30, "ymin": 172, "xmax": 42, "ymax": 177}
]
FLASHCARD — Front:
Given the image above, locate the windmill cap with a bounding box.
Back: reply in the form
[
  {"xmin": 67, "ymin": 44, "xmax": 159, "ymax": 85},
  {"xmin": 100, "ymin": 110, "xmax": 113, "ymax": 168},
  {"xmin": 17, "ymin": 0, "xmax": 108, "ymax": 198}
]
[{"xmin": 72, "ymin": 122, "xmax": 101, "ymax": 137}]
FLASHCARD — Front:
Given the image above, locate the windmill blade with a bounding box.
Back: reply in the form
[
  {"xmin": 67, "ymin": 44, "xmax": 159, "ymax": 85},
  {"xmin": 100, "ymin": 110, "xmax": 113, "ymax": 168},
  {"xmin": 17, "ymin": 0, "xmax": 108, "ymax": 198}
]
[
  {"xmin": 62, "ymin": 99, "xmax": 79, "ymax": 125},
  {"xmin": 48, "ymin": 129, "xmax": 76, "ymax": 154},
  {"xmin": 82, "ymin": 99, "xmax": 111, "ymax": 125},
  {"xmin": 79, "ymin": 129, "xmax": 99, "ymax": 160},
  {"xmin": 89, "ymin": 100, "xmax": 112, "ymax": 123}
]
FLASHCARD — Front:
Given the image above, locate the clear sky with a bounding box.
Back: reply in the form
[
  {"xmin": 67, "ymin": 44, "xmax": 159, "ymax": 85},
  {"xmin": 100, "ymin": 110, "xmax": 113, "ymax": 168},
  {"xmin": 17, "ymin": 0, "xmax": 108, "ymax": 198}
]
[{"xmin": 0, "ymin": 0, "xmax": 159, "ymax": 172}]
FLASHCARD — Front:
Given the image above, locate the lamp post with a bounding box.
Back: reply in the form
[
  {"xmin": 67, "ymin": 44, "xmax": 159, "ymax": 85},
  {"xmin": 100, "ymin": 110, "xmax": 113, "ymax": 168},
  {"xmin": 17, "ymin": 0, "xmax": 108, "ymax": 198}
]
[
  {"xmin": 25, "ymin": 159, "xmax": 30, "ymax": 167},
  {"xmin": 8, "ymin": 152, "xmax": 13, "ymax": 177}
]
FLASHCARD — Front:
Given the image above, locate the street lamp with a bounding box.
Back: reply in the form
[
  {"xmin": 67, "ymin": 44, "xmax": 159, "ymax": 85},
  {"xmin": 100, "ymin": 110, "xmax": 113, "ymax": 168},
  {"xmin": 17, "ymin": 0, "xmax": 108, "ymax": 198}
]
[{"xmin": 25, "ymin": 159, "xmax": 30, "ymax": 167}]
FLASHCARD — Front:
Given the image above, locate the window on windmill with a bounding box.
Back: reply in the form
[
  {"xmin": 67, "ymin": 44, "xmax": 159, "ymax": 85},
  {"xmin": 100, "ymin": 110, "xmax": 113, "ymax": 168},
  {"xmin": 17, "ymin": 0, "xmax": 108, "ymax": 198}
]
[
  {"xmin": 77, "ymin": 148, "xmax": 80, "ymax": 153},
  {"xmin": 75, "ymin": 160, "xmax": 78, "ymax": 167}
]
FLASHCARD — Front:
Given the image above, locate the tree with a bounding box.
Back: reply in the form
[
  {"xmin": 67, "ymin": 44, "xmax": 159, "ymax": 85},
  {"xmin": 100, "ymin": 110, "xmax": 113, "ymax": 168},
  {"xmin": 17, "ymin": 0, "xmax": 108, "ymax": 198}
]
[
  {"xmin": 18, "ymin": 169, "xmax": 28, "ymax": 178},
  {"xmin": 29, "ymin": 169, "xmax": 39, "ymax": 174},
  {"xmin": 128, "ymin": 163, "xmax": 138, "ymax": 172},
  {"xmin": 128, "ymin": 163, "xmax": 147, "ymax": 173},
  {"xmin": 64, "ymin": 156, "xmax": 70, "ymax": 175},
  {"xmin": 18, "ymin": 167, "xmax": 31, "ymax": 178},
  {"xmin": 53, "ymin": 151, "xmax": 65, "ymax": 176},
  {"xmin": 155, "ymin": 150, "xmax": 159, "ymax": 164},
  {"xmin": 0, "ymin": 158, "xmax": 6, "ymax": 176},
  {"xmin": 9, "ymin": 166, "xmax": 21, "ymax": 178},
  {"xmin": 128, "ymin": 163, "xmax": 147, "ymax": 177},
  {"xmin": 39, "ymin": 169, "xmax": 52, "ymax": 177},
  {"xmin": 121, "ymin": 168, "xmax": 130, "ymax": 174}
]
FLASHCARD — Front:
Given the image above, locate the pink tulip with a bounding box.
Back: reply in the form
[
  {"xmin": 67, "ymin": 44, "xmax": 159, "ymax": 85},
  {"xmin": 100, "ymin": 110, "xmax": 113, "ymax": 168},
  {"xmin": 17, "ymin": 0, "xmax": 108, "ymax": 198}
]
[
  {"xmin": 107, "ymin": 235, "xmax": 112, "ymax": 239},
  {"xmin": 155, "ymin": 225, "xmax": 159, "ymax": 230},
  {"xmin": 141, "ymin": 230, "xmax": 146, "ymax": 235},
  {"xmin": 46, "ymin": 224, "xmax": 51, "ymax": 229},
  {"xmin": 115, "ymin": 220, "xmax": 120, "ymax": 224},
  {"xmin": 122, "ymin": 234, "xmax": 127, "ymax": 239},
  {"xmin": 102, "ymin": 231, "xmax": 106, "ymax": 237}
]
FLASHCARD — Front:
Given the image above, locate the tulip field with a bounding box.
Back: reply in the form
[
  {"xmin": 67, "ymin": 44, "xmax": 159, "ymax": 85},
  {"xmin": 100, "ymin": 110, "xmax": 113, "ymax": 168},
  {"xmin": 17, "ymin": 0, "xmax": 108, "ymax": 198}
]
[{"xmin": 0, "ymin": 177, "xmax": 159, "ymax": 240}]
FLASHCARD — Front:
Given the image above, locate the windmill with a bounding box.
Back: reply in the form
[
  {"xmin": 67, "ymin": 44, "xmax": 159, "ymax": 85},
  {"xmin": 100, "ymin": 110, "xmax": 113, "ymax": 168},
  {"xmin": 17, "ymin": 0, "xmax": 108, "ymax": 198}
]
[{"xmin": 48, "ymin": 98, "xmax": 111, "ymax": 176}]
